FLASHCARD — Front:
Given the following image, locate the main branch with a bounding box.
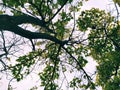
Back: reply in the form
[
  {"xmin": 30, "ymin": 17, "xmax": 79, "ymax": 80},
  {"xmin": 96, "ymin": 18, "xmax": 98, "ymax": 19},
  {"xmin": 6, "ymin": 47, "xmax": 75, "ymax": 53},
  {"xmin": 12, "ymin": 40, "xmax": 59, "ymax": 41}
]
[
  {"xmin": 0, "ymin": 14, "xmax": 55, "ymax": 33},
  {"xmin": 0, "ymin": 15, "xmax": 67, "ymax": 45}
]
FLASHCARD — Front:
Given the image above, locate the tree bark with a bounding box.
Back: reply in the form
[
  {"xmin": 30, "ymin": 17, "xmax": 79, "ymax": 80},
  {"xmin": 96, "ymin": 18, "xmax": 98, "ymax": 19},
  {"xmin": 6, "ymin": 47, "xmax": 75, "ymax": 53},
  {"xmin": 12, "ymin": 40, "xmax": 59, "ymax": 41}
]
[{"xmin": 0, "ymin": 15, "xmax": 66, "ymax": 45}]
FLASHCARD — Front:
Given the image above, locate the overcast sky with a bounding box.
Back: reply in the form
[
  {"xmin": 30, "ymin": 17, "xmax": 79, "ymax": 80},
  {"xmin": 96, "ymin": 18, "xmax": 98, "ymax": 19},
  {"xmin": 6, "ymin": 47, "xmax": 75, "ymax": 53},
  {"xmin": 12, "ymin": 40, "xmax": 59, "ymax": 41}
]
[{"xmin": 82, "ymin": 0, "xmax": 109, "ymax": 10}]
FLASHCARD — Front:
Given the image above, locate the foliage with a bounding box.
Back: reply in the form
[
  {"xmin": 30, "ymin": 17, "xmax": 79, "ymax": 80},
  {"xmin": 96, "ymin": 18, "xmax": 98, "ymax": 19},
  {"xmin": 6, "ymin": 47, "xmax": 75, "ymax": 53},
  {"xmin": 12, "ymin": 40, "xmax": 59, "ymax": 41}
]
[
  {"xmin": 0, "ymin": 0, "xmax": 120, "ymax": 90},
  {"xmin": 113, "ymin": 0, "xmax": 120, "ymax": 6}
]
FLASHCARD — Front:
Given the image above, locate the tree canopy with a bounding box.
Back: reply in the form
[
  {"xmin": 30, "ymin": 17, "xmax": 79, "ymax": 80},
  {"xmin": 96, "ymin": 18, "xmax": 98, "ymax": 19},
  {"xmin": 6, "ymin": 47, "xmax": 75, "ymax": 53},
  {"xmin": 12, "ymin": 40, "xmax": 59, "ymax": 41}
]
[{"xmin": 0, "ymin": 0, "xmax": 120, "ymax": 90}]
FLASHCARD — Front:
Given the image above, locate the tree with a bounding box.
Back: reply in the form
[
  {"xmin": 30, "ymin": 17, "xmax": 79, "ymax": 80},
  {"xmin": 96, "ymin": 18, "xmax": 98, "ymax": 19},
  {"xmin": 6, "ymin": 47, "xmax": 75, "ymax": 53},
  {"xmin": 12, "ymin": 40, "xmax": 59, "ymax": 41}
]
[
  {"xmin": 0, "ymin": 0, "xmax": 120, "ymax": 90},
  {"xmin": 113, "ymin": 0, "xmax": 120, "ymax": 6}
]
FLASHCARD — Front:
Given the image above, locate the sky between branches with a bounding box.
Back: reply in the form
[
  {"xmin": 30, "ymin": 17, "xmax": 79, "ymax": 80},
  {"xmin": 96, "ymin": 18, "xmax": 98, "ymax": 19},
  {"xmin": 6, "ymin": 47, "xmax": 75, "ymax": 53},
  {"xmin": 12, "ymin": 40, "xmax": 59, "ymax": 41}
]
[{"xmin": 0, "ymin": 0, "xmax": 111, "ymax": 90}]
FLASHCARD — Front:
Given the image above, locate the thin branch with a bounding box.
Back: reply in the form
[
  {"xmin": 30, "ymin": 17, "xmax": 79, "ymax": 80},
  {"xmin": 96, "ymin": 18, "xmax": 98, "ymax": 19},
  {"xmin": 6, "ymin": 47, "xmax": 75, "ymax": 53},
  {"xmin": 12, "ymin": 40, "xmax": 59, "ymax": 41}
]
[
  {"xmin": 69, "ymin": 6, "xmax": 76, "ymax": 41},
  {"xmin": 47, "ymin": 0, "xmax": 69, "ymax": 23},
  {"xmin": 110, "ymin": 38, "xmax": 120, "ymax": 50},
  {"xmin": 29, "ymin": 39, "xmax": 35, "ymax": 51},
  {"xmin": 29, "ymin": 1, "xmax": 45, "ymax": 20},
  {"xmin": 8, "ymin": 78, "xmax": 14, "ymax": 90},
  {"xmin": 1, "ymin": 31, "xmax": 8, "ymax": 55},
  {"xmin": 62, "ymin": 46, "xmax": 92, "ymax": 84},
  {"xmin": 50, "ymin": 45, "xmax": 61, "ymax": 90},
  {"xmin": 0, "ymin": 59, "xmax": 7, "ymax": 70},
  {"xmin": 113, "ymin": 2, "xmax": 120, "ymax": 21},
  {"xmin": 0, "ymin": 53, "xmax": 6, "ymax": 58}
]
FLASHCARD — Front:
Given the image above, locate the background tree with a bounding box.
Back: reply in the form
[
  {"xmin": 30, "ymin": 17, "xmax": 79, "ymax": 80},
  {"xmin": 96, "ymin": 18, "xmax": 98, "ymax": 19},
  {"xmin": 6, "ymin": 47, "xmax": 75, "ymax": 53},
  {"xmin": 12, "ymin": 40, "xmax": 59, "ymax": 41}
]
[{"xmin": 0, "ymin": 0, "xmax": 120, "ymax": 90}]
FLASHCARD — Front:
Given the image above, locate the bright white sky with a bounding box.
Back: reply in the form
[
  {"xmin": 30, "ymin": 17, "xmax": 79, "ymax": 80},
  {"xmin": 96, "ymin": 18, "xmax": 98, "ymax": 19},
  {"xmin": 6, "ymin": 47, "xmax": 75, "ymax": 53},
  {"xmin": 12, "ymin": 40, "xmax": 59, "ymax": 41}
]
[
  {"xmin": 81, "ymin": 0, "xmax": 109, "ymax": 10},
  {"xmin": 0, "ymin": 0, "xmax": 113, "ymax": 90}
]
